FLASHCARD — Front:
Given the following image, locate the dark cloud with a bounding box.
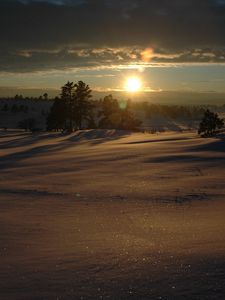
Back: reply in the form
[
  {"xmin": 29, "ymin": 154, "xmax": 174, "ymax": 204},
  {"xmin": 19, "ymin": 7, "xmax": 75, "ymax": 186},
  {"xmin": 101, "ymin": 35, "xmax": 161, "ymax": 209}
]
[{"xmin": 0, "ymin": 0, "xmax": 225, "ymax": 72}]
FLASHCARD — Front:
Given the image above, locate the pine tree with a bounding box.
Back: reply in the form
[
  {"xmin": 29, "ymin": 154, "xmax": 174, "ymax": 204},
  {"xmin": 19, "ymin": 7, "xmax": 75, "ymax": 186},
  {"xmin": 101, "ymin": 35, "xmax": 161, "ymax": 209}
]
[
  {"xmin": 73, "ymin": 81, "xmax": 92, "ymax": 130},
  {"xmin": 198, "ymin": 109, "xmax": 224, "ymax": 137},
  {"xmin": 47, "ymin": 81, "xmax": 93, "ymax": 132},
  {"xmin": 46, "ymin": 97, "xmax": 67, "ymax": 131},
  {"xmin": 60, "ymin": 81, "xmax": 75, "ymax": 131},
  {"xmin": 98, "ymin": 95, "xmax": 142, "ymax": 130},
  {"xmin": 98, "ymin": 95, "xmax": 120, "ymax": 129}
]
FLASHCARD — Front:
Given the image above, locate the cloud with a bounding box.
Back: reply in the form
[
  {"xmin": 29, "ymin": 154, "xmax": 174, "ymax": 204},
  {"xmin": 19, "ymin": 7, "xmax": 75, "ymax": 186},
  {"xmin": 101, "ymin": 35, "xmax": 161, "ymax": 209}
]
[
  {"xmin": 1, "ymin": 47, "xmax": 225, "ymax": 73},
  {"xmin": 0, "ymin": 0, "xmax": 225, "ymax": 72}
]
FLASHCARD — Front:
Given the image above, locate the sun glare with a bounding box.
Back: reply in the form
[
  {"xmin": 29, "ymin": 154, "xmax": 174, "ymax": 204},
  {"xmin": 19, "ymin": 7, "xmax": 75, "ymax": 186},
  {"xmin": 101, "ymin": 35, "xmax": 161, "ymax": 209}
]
[{"xmin": 125, "ymin": 77, "xmax": 142, "ymax": 92}]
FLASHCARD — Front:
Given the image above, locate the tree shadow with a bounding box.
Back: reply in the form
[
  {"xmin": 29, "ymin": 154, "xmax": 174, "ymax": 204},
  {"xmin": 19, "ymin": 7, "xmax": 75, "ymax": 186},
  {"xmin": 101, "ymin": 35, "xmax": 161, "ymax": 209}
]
[
  {"xmin": 0, "ymin": 144, "xmax": 64, "ymax": 170},
  {"xmin": 0, "ymin": 132, "xmax": 63, "ymax": 150},
  {"xmin": 188, "ymin": 134, "xmax": 225, "ymax": 153},
  {"xmin": 65, "ymin": 129, "xmax": 130, "ymax": 145},
  {"xmin": 143, "ymin": 134, "xmax": 225, "ymax": 164},
  {"xmin": 125, "ymin": 136, "xmax": 192, "ymax": 145},
  {"xmin": 0, "ymin": 130, "xmax": 130, "ymax": 171},
  {"xmin": 144, "ymin": 154, "xmax": 225, "ymax": 164}
]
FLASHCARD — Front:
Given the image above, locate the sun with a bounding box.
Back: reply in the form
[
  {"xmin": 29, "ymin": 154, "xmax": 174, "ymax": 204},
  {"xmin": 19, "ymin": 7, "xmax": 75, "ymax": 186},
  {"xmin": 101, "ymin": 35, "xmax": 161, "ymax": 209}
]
[{"xmin": 125, "ymin": 77, "xmax": 142, "ymax": 92}]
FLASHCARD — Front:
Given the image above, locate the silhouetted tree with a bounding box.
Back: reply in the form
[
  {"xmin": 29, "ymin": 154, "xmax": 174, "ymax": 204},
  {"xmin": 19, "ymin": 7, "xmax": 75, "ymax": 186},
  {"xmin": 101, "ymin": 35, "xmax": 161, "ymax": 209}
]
[
  {"xmin": 47, "ymin": 81, "xmax": 93, "ymax": 131},
  {"xmin": 98, "ymin": 95, "xmax": 141, "ymax": 130},
  {"xmin": 43, "ymin": 93, "xmax": 48, "ymax": 100},
  {"xmin": 18, "ymin": 118, "xmax": 36, "ymax": 131},
  {"xmin": 98, "ymin": 95, "xmax": 120, "ymax": 128},
  {"xmin": 86, "ymin": 109, "xmax": 97, "ymax": 129},
  {"xmin": 14, "ymin": 94, "xmax": 23, "ymax": 100},
  {"xmin": 198, "ymin": 109, "xmax": 224, "ymax": 137},
  {"xmin": 46, "ymin": 97, "xmax": 67, "ymax": 131},
  {"xmin": 60, "ymin": 81, "xmax": 75, "ymax": 131},
  {"xmin": 2, "ymin": 103, "xmax": 9, "ymax": 111},
  {"xmin": 119, "ymin": 109, "xmax": 142, "ymax": 130},
  {"xmin": 11, "ymin": 104, "xmax": 19, "ymax": 113},
  {"xmin": 73, "ymin": 81, "xmax": 92, "ymax": 130}
]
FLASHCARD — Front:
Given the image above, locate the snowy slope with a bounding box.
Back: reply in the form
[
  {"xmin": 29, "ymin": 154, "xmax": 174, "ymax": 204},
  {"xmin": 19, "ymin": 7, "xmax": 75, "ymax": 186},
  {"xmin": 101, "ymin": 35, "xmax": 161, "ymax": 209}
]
[{"xmin": 0, "ymin": 130, "xmax": 225, "ymax": 299}]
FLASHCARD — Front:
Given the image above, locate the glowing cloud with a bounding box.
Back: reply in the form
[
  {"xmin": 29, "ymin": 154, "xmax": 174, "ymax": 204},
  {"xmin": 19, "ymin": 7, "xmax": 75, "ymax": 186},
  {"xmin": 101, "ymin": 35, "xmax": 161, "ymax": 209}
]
[{"xmin": 141, "ymin": 48, "xmax": 154, "ymax": 63}]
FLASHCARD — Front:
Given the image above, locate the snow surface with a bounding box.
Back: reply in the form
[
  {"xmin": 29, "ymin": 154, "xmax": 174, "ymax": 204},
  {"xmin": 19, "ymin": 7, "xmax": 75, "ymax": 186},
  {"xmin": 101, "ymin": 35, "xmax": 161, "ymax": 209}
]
[{"xmin": 0, "ymin": 129, "xmax": 225, "ymax": 299}]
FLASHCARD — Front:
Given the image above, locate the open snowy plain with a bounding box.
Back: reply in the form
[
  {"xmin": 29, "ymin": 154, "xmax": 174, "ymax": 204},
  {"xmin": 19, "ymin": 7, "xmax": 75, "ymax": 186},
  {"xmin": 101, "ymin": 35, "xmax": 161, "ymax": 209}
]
[{"xmin": 0, "ymin": 130, "xmax": 225, "ymax": 300}]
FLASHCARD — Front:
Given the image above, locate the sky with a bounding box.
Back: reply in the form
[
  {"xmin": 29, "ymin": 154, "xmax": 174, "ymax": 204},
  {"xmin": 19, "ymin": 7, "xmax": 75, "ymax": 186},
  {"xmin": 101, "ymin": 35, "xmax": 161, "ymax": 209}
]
[{"xmin": 0, "ymin": 0, "xmax": 225, "ymax": 97}]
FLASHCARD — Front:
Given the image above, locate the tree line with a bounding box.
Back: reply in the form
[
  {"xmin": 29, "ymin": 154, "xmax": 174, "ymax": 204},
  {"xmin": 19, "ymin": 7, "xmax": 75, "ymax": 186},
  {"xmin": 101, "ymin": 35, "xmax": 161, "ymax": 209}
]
[
  {"xmin": 0, "ymin": 80, "xmax": 224, "ymax": 136},
  {"xmin": 46, "ymin": 81, "xmax": 141, "ymax": 132}
]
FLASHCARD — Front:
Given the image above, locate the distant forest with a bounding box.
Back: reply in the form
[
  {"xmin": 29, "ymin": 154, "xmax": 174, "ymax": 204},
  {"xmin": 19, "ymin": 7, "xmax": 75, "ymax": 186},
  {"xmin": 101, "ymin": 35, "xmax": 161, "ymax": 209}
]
[{"xmin": 1, "ymin": 81, "xmax": 225, "ymax": 132}]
